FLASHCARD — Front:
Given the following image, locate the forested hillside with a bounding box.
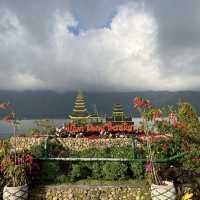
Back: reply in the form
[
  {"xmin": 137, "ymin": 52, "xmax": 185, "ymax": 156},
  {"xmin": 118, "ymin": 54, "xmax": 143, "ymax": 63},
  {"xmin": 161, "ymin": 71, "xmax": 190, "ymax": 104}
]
[{"xmin": 0, "ymin": 90, "xmax": 200, "ymax": 118}]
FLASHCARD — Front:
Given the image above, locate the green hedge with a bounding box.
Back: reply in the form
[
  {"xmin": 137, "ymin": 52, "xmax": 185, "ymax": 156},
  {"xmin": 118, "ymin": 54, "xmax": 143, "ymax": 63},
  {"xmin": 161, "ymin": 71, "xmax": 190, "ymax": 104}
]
[{"xmin": 29, "ymin": 142, "xmax": 146, "ymax": 184}]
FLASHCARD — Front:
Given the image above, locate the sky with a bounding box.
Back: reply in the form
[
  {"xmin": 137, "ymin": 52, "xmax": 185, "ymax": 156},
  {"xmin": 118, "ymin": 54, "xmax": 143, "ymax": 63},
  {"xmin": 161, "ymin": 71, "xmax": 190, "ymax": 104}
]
[{"xmin": 0, "ymin": 0, "xmax": 200, "ymax": 92}]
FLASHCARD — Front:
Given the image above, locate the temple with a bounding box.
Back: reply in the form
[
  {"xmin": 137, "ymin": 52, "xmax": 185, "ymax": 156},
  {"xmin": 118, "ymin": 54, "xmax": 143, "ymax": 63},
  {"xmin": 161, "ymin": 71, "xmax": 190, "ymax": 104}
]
[
  {"xmin": 69, "ymin": 89, "xmax": 89, "ymax": 124},
  {"xmin": 112, "ymin": 103, "xmax": 125, "ymax": 122},
  {"xmin": 69, "ymin": 89, "xmax": 133, "ymax": 125},
  {"xmin": 112, "ymin": 103, "xmax": 133, "ymax": 123},
  {"xmin": 89, "ymin": 104, "xmax": 103, "ymax": 124}
]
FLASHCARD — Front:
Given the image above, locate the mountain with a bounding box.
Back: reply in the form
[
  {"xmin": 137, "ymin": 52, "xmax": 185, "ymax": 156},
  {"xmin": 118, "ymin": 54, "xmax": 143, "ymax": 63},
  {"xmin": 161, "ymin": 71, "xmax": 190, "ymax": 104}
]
[{"xmin": 0, "ymin": 90, "xmax": 200, "ymax": 119}]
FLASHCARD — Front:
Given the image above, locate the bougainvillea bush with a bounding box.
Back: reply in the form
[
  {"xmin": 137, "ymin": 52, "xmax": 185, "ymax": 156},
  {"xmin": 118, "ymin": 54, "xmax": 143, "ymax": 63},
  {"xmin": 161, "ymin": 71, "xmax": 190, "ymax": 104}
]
[
  {"xmin": 149, "ymin": 101, "xmax": 200, "ymax": 198},
  {"xmin": 133, "ymin": 97, "xmax": 200, "ymax": 188},
  {"xmin": 0, "ymin": 140, "xmax": 10, "ymax": 198},
  {"xmin": 0, "ymin": 102, "xmax": 40, "ymax": 188}
]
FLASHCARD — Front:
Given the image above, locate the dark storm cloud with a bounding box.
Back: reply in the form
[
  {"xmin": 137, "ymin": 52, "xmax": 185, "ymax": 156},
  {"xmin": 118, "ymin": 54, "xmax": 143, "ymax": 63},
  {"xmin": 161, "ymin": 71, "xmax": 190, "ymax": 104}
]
[
  {"xmin": 0, "ymin": 0, "xmax": 200, "ymax": 91},
  {"xmin": 0, "ymin": 0, "xmax": 131, "ymax": 43},
  {"xmin": 0, "ymin": 0, "xmax": 68, "ymax": 44},
  {"xmin": 146, "ymin": 0, "xmax": 200, "ymax": 77},
  {"xmin": 149, "ymin": 0, "xmax": 200, "ymax": 49}
]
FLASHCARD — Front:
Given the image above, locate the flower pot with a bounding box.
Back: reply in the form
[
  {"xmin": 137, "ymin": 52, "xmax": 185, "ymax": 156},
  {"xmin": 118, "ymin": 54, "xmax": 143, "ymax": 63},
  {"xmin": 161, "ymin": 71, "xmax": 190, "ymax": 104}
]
[
  {"xmin": 151, "ymin": 181, "xmax": 176, "ymax": 200},
  {"xmin": 3, "ymin": 184, "xmax": 28, "ymax": 200}
]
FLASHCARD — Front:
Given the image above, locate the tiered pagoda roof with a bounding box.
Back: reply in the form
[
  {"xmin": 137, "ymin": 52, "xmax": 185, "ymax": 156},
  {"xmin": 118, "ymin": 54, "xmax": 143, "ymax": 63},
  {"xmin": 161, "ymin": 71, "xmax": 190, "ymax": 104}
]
[
  {"xmin": 112, "ymin": 103, "xmax": 125, "ymax": 122},
  {"xmin": 69, "ymin": 89, "xmax": 89, "ymax": 120},
  {"xmin": 90, "ymin": 104, "xmax": 99, "ymax": 118}
]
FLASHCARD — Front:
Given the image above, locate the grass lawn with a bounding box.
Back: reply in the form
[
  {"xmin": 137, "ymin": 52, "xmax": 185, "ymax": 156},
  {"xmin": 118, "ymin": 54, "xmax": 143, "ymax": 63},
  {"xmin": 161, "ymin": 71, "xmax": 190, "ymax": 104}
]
[
  {"xmin": 46, "ymin": 177, "xmax": 149, "ymax": 187},
  {"xmin": 74, "ymin": 178, "xmax": 148, "ymax": 186}
]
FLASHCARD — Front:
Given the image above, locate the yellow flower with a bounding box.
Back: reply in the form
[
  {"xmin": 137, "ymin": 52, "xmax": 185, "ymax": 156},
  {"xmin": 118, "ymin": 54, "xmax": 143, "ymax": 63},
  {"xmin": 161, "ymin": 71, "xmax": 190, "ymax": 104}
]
[{"xmin": 182, "ymin": 192, "xmax": 193, "ymax": 200}]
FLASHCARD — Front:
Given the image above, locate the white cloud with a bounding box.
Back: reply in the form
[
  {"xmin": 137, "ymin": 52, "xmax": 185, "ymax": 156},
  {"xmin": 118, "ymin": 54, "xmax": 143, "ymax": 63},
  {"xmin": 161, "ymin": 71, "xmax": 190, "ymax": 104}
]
[
  {"xmin": 45, "ymin": 2, "xmax": 161, "ymax": 91},
  {"xmin": 0, "ymin": 2, "xmax": 200, "ymax": 91}
]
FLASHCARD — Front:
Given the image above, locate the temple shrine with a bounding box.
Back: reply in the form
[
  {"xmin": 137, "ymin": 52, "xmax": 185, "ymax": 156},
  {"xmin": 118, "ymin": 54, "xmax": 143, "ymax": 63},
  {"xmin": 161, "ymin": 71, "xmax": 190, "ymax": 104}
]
[
  {"xmin": 69, "ymin": 89, "xmax": 89, "ymax": 124},
  {"xmin": 89, "ymin": 104, "xmax": 103, "ymax": 124},
  {"xmin": 68, "ymin": 89, "xmax": 133, "ymax": 125},
  {"xmin": 112, "ymin": 103, "xmax": 125, "ymax": 122}
]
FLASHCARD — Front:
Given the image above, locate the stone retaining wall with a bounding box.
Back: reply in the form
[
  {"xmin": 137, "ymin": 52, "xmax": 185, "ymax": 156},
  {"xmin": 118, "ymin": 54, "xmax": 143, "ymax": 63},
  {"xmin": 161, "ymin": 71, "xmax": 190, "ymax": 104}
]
[
  {"xmin": 10, "ymin": 137, "xmax": 132, "ymax": 152},
  {"xmin": 30, "ymin": 184, "xmax": 150, "ymax": 200}
]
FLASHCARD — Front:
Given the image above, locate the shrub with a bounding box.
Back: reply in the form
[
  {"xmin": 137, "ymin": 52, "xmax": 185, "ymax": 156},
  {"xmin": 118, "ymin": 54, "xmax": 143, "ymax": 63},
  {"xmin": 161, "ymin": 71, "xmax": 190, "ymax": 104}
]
[
  {"xmin": 55, "ymin": 174, "xmax": 70, "ymax": 184},
  {"xmin": 130, "ymin": 162, "xmax": 144, "ymax": 179},
  {"xmin": 178, "ymin": 102, "xmax": 199, "ymax": 125},
  {"xmin": 71, "ymin": 146, "xmax": 144, "ymax": 159},
  {"xmin": 181, "ymin": 144, "xmax": 200, "ymax": 174},
  {"xmin": 34, "ymin": 119, "xmax": 56, "ymax": 135},
  {"xmin": 29, "ymin": 143, "xmax": 45, "ymax": 158},
  {"xmin": 40, "ymin": 161, "xmax": 60, "ymax": 183},
  {"xmin": 70, "ymin": 164, "xmax": 91, "ymax": 182},
  {"xmin": 102, "ymin": 162, "xmax": 128, "ymax": 180},
  {"xmin": 91, "ymin": 162, "xmax": 103, "ymax": 179},
  {"xmin": 0, "ymin": 173, "xmax": 6, "ymax": 199},
  {"xmin": 30, "ymin": 139, "xmax": 69, "ymax": 158}
]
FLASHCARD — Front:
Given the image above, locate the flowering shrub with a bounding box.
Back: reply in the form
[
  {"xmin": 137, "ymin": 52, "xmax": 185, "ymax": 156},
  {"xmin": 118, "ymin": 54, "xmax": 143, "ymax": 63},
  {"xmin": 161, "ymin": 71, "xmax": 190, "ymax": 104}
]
[
  {"xmin": 0, "ymin": 102, "xmax": 40, "ymax": 187},
  {"xmin": 134, "ymin": 98, "xmax": 200, "ymax": 197},
  {"xmin": 133, "ymin": 96, "xmax": 163, "ymax": 185},
  {"xmin": 0, "ymin": 152, "xmax": 39, "ymax": 187},
  {"xmin": 177, "ymin": 102, "xmax": 200, "ymax": 185},
  {"xmin": 0, "ymin": 140, "xmax": 10, "ymax": 197}
]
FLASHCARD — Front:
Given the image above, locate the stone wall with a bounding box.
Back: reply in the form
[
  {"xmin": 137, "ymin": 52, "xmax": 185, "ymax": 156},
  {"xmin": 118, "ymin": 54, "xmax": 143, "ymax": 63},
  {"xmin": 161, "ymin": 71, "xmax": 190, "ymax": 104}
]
[
  {"xmin": 30, "ymin": 184, "xmax": 150, "ymax": 200},
  {"xmin": 10, "ymin": 137, "xmax": 132, "ymax": 152}
]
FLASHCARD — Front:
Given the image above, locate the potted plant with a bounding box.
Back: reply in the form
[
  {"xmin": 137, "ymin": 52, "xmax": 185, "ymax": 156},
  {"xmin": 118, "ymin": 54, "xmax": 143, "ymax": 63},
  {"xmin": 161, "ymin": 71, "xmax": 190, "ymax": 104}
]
[
  {"xmin": 1, "ymin": 153, "xmax": 31, "ymax": 200},
  {"xmin": 0, "ymin": 140, "xmax": 10, "ymax": 198},
  {"xmin": 0, "ymin": 102, "xmax": 33, "ymax": 200},
  {"xmin": 133, "ymin": 97, "xmax": 176, "ymax": 200}
]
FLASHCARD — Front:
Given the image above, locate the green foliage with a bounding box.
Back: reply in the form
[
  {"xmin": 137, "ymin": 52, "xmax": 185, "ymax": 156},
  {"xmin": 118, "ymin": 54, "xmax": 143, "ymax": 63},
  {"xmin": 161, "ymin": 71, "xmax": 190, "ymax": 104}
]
[
  {"xmin": 74, "ymin": 178, "xmax": 148, "ymax": 186},
  {"xmin": 178, "ymin": 102, "xmax": 199, "ymax": 125},
  {"xmin": 91, "ymin": 162, "xmax": 103, "ymax": 179},
  {"xmin": 156, "ymin": 120, "xmax": 176, "ymax": 135},
  {"xmin": 102, "ymin": 162, "xmax": 128, "ymax": 180},
  {"xmin": 181, "ymin": 144, "xmax": 200, "ymax": 173},
  {"xmin": 0, "ymin": 143, "xmax": 29, "ymax": 187},
  {"xmin": 55, "ymin": 174, "xmax": 70, "ymax": 184},
  {"xmin": 27, "ymin": 128, "xmax": 40, "ymax": 136},
  {"xmin": 0, "ymin": 140, "xmax": 10, "ymax": 159},
  {"xmin": 34, "ymin": 119, "xmax": 56, "ymax": 135},
  {"xmin": 29, "ymin": 143, "xmax": 45, "ymax": 158},
  {"xmin": 0, "ymin": 173, "xmax": 6, "ymax": 199},
  {"xmin": 71, "ymin": 146, "xmax": 143, "ymax": 159},
  {"xmin": 4, "ymin": 164, "xmax": 28, "ymax": 187},
  {"xmin": 40, "ymin": 161, "xmax": 60, "ymax": 183},
  {"xmin": 30, "ymin": 139, "xmax": 69, "ymax": 158},
  {"xmin": 130, "ymin": 162, "xmax": 144, "ymax": 179},
  {"xmin": 176, "ymin": 102, "xmax": 200, "ymax": 174},
  {"xmin": 70, "ymin": 164, "xmax": 91, "ymax": 182},
  {"xmin": 178, "ymin": 102, "xmax": 200, "ymax": 139}
]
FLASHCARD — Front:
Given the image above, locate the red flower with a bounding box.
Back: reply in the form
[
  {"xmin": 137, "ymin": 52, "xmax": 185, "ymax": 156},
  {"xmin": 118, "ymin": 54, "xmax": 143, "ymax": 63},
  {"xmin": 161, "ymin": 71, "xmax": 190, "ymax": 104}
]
[
  {"xmin": 133, "ymin": 97, "xmax": 144, "ymax": 108},
  {"xmin": 0, "ymin": 102, "xmax": 10, "ymax": 110},
  {"xmin": 176, "ymin": 122, "xmax": 186, "ymax": 129},
  {"xmin": 145, "ymin": 162, "xmax": 153, "ymax": 172},
  {"xmin": 133, "ymin": 97, "xmax": 152, "ymax": 110},
  {"xmin": 143, "ymin": 99, "xmax": 152, "ymax": 109},
  {"xmin": 3, "ymin": 115, "xmax": 13, "ymax": 123},
  {"xmin": 25, "ymin": 154, "xmax": 33, "ymax": 164},
  {"xmin": 0, "ymin": 165, "xmax": 3, "ymax": 172},
  {"xmin": 16, "ymin": 157, "xmax": 23, "ymax": 165},
  {"xmin": 163, "ymin": 143, "xmax": 169, "ymax": 152},
  {"xmin": 153, "ymin": 110, "xmax": 162, "ymax": 119},
  {"xmin": 2, "ymin": 112, "xmax": 15, "ymax": 123},
  {"xmin": 168, "ymin": 112, "xmax": 177, "ymax": 126}
]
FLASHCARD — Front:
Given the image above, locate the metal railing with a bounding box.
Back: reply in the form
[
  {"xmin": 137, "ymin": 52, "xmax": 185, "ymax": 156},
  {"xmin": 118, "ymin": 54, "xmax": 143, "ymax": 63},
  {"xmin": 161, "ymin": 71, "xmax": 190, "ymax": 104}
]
[{"xmin": 34, "ymin": 136, "xmax": 190, "ymax": 163}]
